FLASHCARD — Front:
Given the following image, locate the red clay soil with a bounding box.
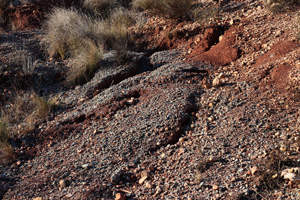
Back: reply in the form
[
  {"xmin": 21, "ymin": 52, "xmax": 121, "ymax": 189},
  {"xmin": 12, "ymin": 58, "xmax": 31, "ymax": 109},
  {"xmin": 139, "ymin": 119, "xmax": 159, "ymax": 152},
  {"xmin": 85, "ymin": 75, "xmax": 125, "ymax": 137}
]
[
  {"xmin": 3, "ymin": 4, "xmax": 46, "ymax": 30},
  {"xmin": 187, "ymin": 27, "xmax": 220, "ymax": 54},
  {"xmin": 1, "ymin": 0, "xmax": 80, "ymax": 30},
  {"xmin": 260, "ymin": 63, "xmax": 293, "ymax": 92},
  {"xmin": 254, "ymin": 39, "xmax": 299, "ymax": 67},
  {"xmin": 187, "ymin": 26, "xmax": 241, "ymax": 66}
]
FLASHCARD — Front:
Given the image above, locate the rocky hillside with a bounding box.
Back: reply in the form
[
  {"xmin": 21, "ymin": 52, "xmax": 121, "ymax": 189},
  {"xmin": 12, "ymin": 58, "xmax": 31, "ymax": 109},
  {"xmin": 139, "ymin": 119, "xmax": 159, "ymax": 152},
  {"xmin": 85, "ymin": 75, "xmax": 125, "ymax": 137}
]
[{"xmin": 1, "ymin": 0, "xmax": 300, "ymax": 199}]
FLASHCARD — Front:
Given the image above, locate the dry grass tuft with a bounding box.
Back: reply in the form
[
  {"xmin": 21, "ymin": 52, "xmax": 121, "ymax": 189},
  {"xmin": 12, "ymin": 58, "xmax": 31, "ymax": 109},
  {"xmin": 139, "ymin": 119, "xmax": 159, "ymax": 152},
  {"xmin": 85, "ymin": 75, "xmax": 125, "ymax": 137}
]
[
  {"xmin": 133, "ymin": 0, "xmax": 193, "ymax": 19},
  {"xmin": 0, "ymin": 119, "xmax": 13, "ymax": 162},
  {"xmin": 2, "ymin": 92, "xmax": 57, "ymax": 133},
  {"xmin": 254, "ymin": 148, "xmax": 300, "ymax": 197},
  {"xmin": 43, "ymin": 8, "xmax": 101, "ymax": 59},
  {"xmin": 266, "ymin": 0, "xmax": 300, "ymax": 13},
  {"xmin": 44, "ymin": 7, "xmax": 135, "ymax": 85},
  {"xmin": 0, "ymin": 119, "xmax": 9, "ymax": 143},
  {"xmin": 191, "ymin": 3, "xmax": 218, "ymax": 25},
  {"xmin": 110, "ymin": 7, "xmax": 136, "ymax": 27},
  {"xmin": 67, "ymin": 40, "xmax": 103, "ymax": 85},
  {"xmin": 83, "ymin": 0, "xmax": 117, "ymax": 17},
  {"xmin": 0, "ymin": 0, "xmax": 9, "ymax": 9}
]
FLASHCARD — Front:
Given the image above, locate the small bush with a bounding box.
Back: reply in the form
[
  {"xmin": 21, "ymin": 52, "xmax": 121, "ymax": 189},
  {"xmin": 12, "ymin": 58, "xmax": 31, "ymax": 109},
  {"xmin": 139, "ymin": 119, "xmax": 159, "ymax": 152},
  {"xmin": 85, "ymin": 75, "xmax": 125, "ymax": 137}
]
[{"xmin": 133, "ymin": 0, "xmax": 193, "ymax": 19}]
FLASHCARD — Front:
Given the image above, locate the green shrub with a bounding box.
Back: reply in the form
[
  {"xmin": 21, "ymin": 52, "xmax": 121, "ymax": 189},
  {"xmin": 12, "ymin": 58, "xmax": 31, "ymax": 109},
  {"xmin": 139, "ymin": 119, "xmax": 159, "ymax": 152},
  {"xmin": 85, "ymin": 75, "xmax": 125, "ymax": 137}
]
[{"xmin": 133, "ymin": 0, "xmax": 193, "ymax": 19}]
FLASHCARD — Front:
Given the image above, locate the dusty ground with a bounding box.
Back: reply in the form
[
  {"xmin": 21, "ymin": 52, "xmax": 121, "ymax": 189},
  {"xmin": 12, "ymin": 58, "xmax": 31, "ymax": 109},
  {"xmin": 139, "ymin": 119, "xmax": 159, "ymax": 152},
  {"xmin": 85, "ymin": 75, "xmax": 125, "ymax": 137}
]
[{"xmin": 1, "ymin": 0, "xmax": 300, "ymax": 199}]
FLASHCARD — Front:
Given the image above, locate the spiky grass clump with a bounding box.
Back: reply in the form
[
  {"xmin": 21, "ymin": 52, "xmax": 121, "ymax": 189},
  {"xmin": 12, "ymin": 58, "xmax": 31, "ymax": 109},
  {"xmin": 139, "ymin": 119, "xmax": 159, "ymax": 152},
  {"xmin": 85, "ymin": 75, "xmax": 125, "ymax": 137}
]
[
  {"xmin": 133, "ymin": 0, "xmax": 193, "ymax": 19},
  {"xmin": 2, "ymin": 92, "xmax": 56, "ymax": 132},
  {"xmin": 67, "ymin": 40, "xmax": 103, "ymax": 85},
  {"xmin": 83, "ymin": 0, "xmax": 117, "ymax": 17},
  {"xmin": 0, "ymin": 119, "xmax": 8, "ymax": 144},
  {"xmin": 43, "ymin": 8, "xmax": 101, "ymax": 59},
  {"xmin": 44, "ymin": 7, "xmax": 136, "ymax": 85},
  {"xmin": 0, "ymin": 0, "xmax": 9, "ymax": 9},
  {"xmin": 0, "ymin": 119, "xmax": 13, "ymax": 162},
  {"xmin": 44, "ymin": 8, "xmax": 105, "ymax": 84}
]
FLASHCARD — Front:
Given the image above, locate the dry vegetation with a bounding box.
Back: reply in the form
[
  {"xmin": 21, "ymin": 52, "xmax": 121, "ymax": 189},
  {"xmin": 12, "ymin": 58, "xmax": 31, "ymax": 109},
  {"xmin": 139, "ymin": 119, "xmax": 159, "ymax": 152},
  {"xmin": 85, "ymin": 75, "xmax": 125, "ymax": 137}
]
[
  {"xmin": 0, "ymin": 0, "xmax": 9, "ymax": 9},
  {"xmin": 266, "ymin": 0, "xmax": 300, "ymax": 12},
  {"xmin": 132, "ymin": 0, "xmax": 193, "ymax": 19},
  {"xmin": 0, "ymin": 90, "xmax": 59, "ymax": 162},
  {"xmin": 43, "ymin": 4, "xmax": 136, "ymax": 85},
  {"xmin": 0, "ymin": 119, "xmax": 13, "ymax": 162}
]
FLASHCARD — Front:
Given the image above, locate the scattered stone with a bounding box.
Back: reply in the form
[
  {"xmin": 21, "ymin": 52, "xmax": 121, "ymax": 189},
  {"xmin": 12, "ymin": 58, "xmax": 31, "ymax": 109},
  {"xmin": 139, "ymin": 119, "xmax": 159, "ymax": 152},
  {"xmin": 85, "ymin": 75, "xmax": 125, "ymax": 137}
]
[
  {"xmin": 212, "ymin": 184, "xmax": 219, "ymax": 190},
  {"xmin": 218, "ymin": 73, "xmax": 225, "ymax": 79},
  {"xmin": 250, "ymin": 166, "xmax": 258, "ymax": 175},
  {"xmin": 209, "ymin": 156, "xmax": 221, "ymax": 162},
  {"xmin": 111, "ymin": 169, "xmax": 123, "ymax": 183},
  {"xmin": 115, "ymin": 193, "xmax": 126, "ymax": 200},
  {"xmin": 178, "ymin": 137, "xmax": 185, "ymax": 143},
  {"xmin": 272, "ymin": 174, "xmax": 278, "ymax": 179},
  {"xmin": 59, "ymin": 179, "xmax": 67, "ymax": 189},
  {"xmin": 212, "ymin": 77, "xmax": 221, "ymax": 87},
  {"xmin": 145, "ymin": 181, "xmax": 153, "ymax": 188},
  {"xmin": 33, "ymin": 198, "xmax": 42, "ymax": 200},
  {"xmin": 16, "ymin": 160, "xmax": 21, "ymax": 166},
  {"xmin": 154, "ymin": 186, "xmax": 163, "ymax": 197},
  {"xmin": 82, "ymin": 164, "xmax": 89, "ymax": 169},
  {"xmin": 139, "ymin": 176, "xmax": 148, "ymax": 185}
]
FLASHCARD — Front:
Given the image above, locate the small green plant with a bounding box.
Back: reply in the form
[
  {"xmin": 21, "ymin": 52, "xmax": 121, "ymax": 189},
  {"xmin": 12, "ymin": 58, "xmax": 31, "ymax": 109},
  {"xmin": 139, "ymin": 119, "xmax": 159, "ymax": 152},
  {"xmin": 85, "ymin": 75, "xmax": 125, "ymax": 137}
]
[{"xmin": 133, "ymin": 0, "xmax": 193, "ymax": 19}]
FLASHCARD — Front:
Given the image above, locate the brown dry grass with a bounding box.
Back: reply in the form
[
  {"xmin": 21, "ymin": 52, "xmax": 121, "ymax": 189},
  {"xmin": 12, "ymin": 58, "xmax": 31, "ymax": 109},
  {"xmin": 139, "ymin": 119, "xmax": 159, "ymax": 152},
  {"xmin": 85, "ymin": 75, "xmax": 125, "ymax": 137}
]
[
  {"xmin": 44, "ymin": 7, "xmax": 136, "ymax": 85},
  {"xmin": 266, "ymin": 0, "xmax": 300, "ymax": 13},
  {"xmin": 132, "ymin": 0, "xmax": 193, "ymax": 19},
  {"xmin": 0, "ymin": 0, "xmax": 9, "ymax": 9},
  {"xmin": 2, "ymin": 92, "xmax": 57, "ymax": 133},
  {"xmin": 0, "ymin": 119, "xmax": 13, "ymax": 162}
]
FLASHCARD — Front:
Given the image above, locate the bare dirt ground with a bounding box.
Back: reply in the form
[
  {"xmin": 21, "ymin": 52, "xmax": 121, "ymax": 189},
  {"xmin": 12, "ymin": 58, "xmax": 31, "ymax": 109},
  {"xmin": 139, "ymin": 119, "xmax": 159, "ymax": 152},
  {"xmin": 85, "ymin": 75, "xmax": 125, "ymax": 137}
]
[{"xmin": 1, "ymin": 0, "xmax": 300, "ymax": 199}]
